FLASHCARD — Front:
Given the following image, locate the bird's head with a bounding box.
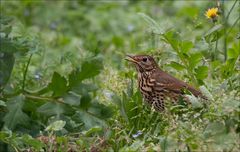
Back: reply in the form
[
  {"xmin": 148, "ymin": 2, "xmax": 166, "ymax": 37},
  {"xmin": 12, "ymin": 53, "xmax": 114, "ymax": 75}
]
[{"xmin": 125, "ymin": 54, "xmax": 158, "ymax": 73}]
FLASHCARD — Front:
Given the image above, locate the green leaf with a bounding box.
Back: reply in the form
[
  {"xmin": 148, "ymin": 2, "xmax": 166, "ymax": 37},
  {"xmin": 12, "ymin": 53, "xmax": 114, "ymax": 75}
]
[
  {"xmin": 199, "ymin": 86, "xmax": 213, "ymax": 100},
  {"xmin": 185, "ymin": 95, "xmax": 203, "ymax": 109},
  {"xmin": 227, "ymin": 48, "xmax": 239, "ymax": 59},
  {"xmin": 68, "ymin": 69, "xmax": 80, "ymax": 88},
  {"xmin": 82, "ymin": 126, "xmax": 102, "ymax": 136},
  {"xmin": 37, "ymin": 102, "xmax": 66, "ymax": 117},
  {"xmin": 195, "ymin": 66, "xmax": 208, "ymax": 80},
  {"xmin": 68, "ymin": 57, "xmax": 103, "ymax": 88},
  {"xmin": 162, "ymin": 31, "xmax": 180, "ymax": 52},
  {"xmin": 204, "ymin": 122, "xmax": 226, "ymax": 138},
  {"xmin": 138, "ymin": 13, "xmax": 162, "ymax": 34},
  {"xmin": 79, "ymin": 94, "xmax": 92, "ymax": 109},
  {"xmin": 180, "ymin": 41, "xmax": 193, "ymax": 53},
  {"xmin": 78, "ymin": 56, "xmax": 103, "ymax": 81},
  {"xmin": 63, "ymin": 92, "xmax": 80, "ymax": 106},
  {"xmin": 110, "ymin": 93, "xmax": 121, "ymax": 107},
  {"xmin": 0, "ymin": 16, "xmax": 13, "ymax": 25},
  {"xmin": 0, "ymin": 38, "xmax": 18, "ymax": 54},
  {"xmin": 0, "ymin": 100, "xmax": 6, "ymax": 107},
  {"xmin": 21, "ymin": 134, "xmax": 45, "ymax": 150},
  {"xmin": 221, "ymin": 98, "xmax": 240, "ymax": 113},
  {"xmin": 120, "ymin": 140, "xmax": 144, "ymax": 152},
  {"xmin": 72, "ymin": 110, "xmax": 107, "ymax": 130},
  {"xmin": 189, "ymin": 53, "xmax": 202, "ymax": 70},
  {"xmin": 71, "ymin": 83, "xmax": 98, "ymax": 95},
  {"xmin": 168, "ymin": 61, "xmax": 185, "ymax": 71},
  {"xmin": 3, "ymin": 95, "xmax": 30, "ymax": 130},
  {"xmin": 159, "ymin": 136, "xmax": 178, "ymax": 152},
  {"xmin": 212, "ymin": 132, "xmax": 237, "ymax": 150},
  {"xmin": 88, "ymin": 101, "xmax": 113, "ymax": 119},
  {"xmin": 0, "ymin": 25, "xmax": 12, "ymax": 36},
  {"xmin": 48, "ymin": 72, "xmax": 68, "ymax": 97},
  {"xmin": 45, "ymin": 120, "xmax": 66, "ymax": 131},
  {"xmin": 204, "ymin": 24, "xmax": 223, "ymax": 37},
  {"xmin": 0, "ymin": 131, "xmax": 10, "ymax": 141},
  {"xmin": 0, "ymin": 52, "xmax": 15, "ymax": 87}
]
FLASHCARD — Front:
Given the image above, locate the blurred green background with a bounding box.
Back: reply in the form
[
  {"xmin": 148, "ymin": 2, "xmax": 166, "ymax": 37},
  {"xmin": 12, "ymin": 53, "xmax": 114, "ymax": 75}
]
[{"xmin": 0, "ymin": 0, "xmax": 239, "ymax": 151}]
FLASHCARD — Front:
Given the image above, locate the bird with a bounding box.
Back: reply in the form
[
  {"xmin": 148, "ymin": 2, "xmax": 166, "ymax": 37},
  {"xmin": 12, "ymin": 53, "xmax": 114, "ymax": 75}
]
[{"xmin": 125, "ymin": 54, "xmax": 207, "ymax": 111}]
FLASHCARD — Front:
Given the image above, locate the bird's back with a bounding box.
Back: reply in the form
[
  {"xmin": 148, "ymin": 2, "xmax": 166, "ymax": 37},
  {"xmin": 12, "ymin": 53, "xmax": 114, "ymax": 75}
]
[{"xmin": 151, "ymin": 68, "xmax": 206, "ymax": 99}]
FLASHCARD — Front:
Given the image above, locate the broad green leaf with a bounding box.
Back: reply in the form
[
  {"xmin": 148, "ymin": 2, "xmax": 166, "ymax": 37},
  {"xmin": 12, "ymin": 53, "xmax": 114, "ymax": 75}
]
[
  {"xmin": 168, "ymin": 61, "xmax": 185, "ymax": 71},
  {"xmin": 162, "ymin": 31, "xmax": 180, "ymax": 52},
  {"xmin": 138, "ymin": 13, "xmax": 162, "ymax": 34},
  {"xmin": 0, "ymin": 38, "xmax": 18, "ymax": 53},
  {"xmin": 0, "ymin": 16, "xmax": 13, "ymax": 25},
  {"xmin": 48, "ymin": 72, "xmax": 68, "ymax": 97},
  {"xmin": 110, "ymin": 93, "xmax": 121, "ymax": 107},
  {"xmin": 72, "ymin": 110, "xmax": 107, "ymax": 130},
  {"xmin": 0, "ymin": 131, "xmax": 10, "ymax": 140},
  {"xmin": 212, "ymin": 132, "xmax": 237, "ymax": 150},
  {"xmin": 45, "ymin": 120, "xmax": 66, "ymax": 131},
  {"xmin": 68, "ymin": 57, "xmax": 103, "ymax": 88},
  {"xmin": 180, "ymin": 41, "xmax": 193, "ymax": 53},
  {"xmin": 159, "ymin": 136, "xmax": 178, "ymax": 152},
  {"xmin": 0, "ymin": 25, "xmax": 12, "ymax": 35},
  {"xmin": 195, "ymin": 66, "xmax": 208, "ymax": 80},
  {"xmin": 3, "ymin": 95, "xmax": 29, "ymax": 130},
  {"xmin": 68, "ymin": 69, "xmax": 80, "ymax": 88},
  {"xmin": 37, "ymin": 102, "xmax": 65, "ymax": 117},
  {"xmin": 185, "ymin": 95, "xmax": 203, "ymax": 109},
  {"xmin": 78, "ymin": 57, "xmax": 103, "ymax": 81},
  {"xmin": 82, "ymin": 126, "xmax": 102, "ymax": 136},
  {"xmin": 0, "ymin": 131, "xmax": 45, "ymax": 151},
  {"xmin": 199, "ymin": 86, "xmax": 213, "ymax": 100},
  {"xmin": 221, "ymin": 58, "xmax": 237, "ymax": 78},
  {"xmin": 63, "ymin": 92, "xmax": 80, "ymax": 106},
  {"xmin": 227, "ymin": 48, "xmax": 238, "ymax": 59},
  {"xmin": 222, "ymin": 98, "xmax": 240, "ymax": 113},
  {"xmin": 204, "ymin": 24, "xmax": 223, "ymax": 37},
  {"xmin": 87, "ymin": 101, "xmax": 113, "ymax": 119},
  {"xmin": 189, "ymin": 53, "xmax": 202, "ymax": 70},
  {"xmin": 21, "ymin": 134, "xmax": 45, "ymax": 150},
  {"xmin": 71, "ymin": 83, "xmax": 98, "ymax": 95},
  {"xmin": 79, "ymin": 94, "xmax": 92, "ymax": 109},
  {"xmin": 0, "ymin": 52, "xmax": 15, "ymax": 87},
  {"xmin": 204, "ymin": 122, "xmax": 226, "ymax": 138},
  {"xmin": 120, "ymin": 140, "xmax": 144, "ymax": 152},
  {"xmin": 0, "ymin": 100, "xmax": 6, "ymax": 107}
]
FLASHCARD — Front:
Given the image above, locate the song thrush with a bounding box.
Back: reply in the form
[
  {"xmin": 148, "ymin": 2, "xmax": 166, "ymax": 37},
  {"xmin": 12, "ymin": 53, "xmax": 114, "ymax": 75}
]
[{"xmin": 126, "ymin": 54, "xmax": 207, "ymax": 111}]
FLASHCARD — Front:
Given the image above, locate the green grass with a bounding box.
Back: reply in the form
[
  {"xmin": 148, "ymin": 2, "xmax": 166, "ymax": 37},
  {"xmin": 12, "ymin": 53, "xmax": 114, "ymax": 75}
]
[{"xmin": 0, "ymin": 0, "xmax": 239, "ymax": 151}]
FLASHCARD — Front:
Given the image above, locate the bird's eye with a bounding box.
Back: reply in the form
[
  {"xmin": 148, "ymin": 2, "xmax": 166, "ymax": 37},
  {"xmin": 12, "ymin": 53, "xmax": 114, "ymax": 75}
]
[{"xmin": 142, "ymin": 57, "xmax": 148, "ymax": 62}]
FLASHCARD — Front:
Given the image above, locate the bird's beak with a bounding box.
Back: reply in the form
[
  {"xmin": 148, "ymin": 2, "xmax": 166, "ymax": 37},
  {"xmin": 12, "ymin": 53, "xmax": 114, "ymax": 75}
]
[{"xmin": 125, "ymin": 54, "xmax": 137, "ymax": 63}]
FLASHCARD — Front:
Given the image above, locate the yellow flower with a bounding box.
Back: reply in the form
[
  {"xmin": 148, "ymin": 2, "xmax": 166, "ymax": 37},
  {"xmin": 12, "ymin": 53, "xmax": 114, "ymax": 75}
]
[{"xmin": 205, "ymin": 7, "xmax": 218, "ymax": 19}]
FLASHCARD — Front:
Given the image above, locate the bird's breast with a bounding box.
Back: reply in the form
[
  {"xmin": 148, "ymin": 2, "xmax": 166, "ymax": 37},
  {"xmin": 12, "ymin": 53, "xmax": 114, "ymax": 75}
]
[{"xmin": 137, "ymin": 73, "xmax": 155, "ymax": 99}]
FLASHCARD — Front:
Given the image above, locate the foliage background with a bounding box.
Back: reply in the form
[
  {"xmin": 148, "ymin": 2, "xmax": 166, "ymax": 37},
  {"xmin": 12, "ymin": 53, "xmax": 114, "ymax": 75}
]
[{"xmin": 0, "ymin": 0, "xmax": 239, "ymax": 151}]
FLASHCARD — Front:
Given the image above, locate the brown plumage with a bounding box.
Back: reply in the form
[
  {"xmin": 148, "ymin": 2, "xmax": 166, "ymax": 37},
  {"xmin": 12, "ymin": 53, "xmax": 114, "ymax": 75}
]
[{"xmin": 125, "ymin": 54, "xmax": 207, "ymax": 111}]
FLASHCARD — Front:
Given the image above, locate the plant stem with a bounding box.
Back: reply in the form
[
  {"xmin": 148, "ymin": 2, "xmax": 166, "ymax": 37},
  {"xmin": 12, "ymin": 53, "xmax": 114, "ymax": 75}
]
[
  {"xmin": 22, "ymin": 54, "xmax": 33, "ymax": 91},
  {"xmin": 222, "ymin": 1, "xmax": 228, "ymax": 61},
  {"xmin": 214, "ymin": 32, "xmax": 219, "ymax": 60},
  {"xmin": 151, "ymin": 31, "xmax": 155, "ymax": 49},
  {"xmin": 24, "ymin": 93, "xmax": 65, "ymax": 104},
  {"xmin": 226, "ymin": 16, "xmax": 240, "ymax": 36},
  {"xmin": 225, "ymin": 0, "xmax": 238, "ymax": 20}
]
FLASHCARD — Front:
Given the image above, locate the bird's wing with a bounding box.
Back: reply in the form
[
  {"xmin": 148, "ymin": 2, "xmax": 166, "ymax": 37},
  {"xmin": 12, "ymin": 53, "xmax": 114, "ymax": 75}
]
[{"xmin": 151, "ymin": 70, "xmax": 205, "ymax": 98}]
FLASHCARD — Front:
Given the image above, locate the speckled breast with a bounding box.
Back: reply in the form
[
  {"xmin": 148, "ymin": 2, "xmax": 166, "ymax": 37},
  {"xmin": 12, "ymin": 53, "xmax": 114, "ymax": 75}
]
[{"xmin": 137, "ymin": 72, "xmax": 165, "ymax": 111}]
